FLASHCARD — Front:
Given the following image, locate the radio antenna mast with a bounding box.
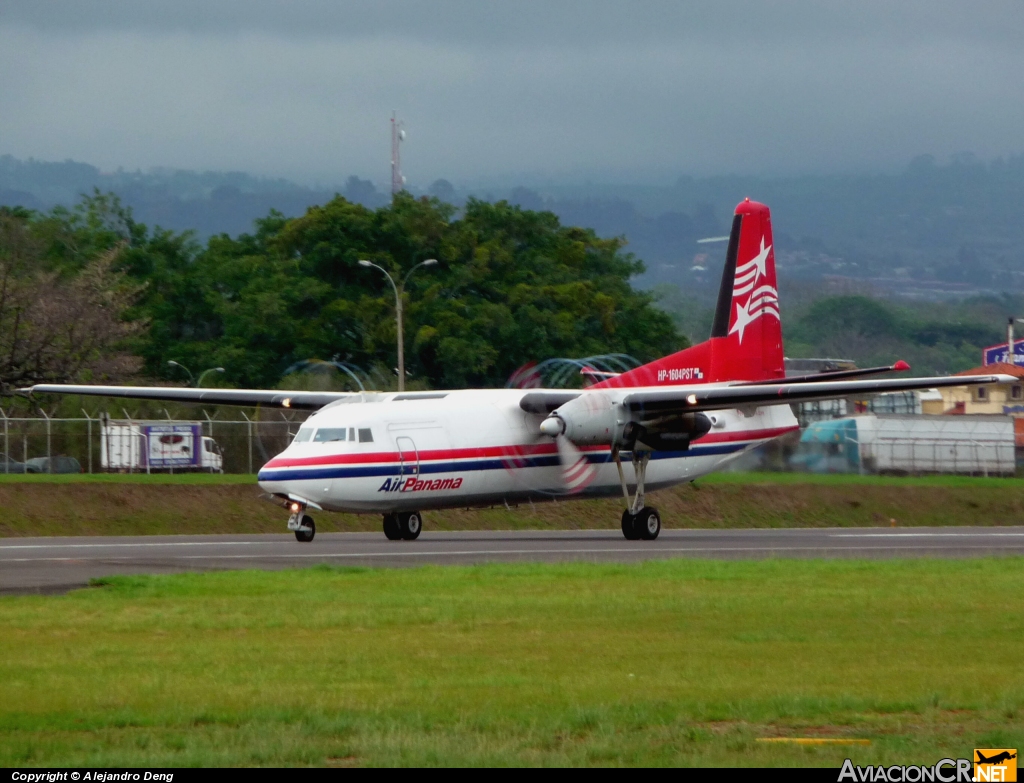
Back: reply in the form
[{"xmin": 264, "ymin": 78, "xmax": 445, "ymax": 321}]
[{"xmin": 390, "ymin": 112, "xmax": 406, "ymax": 196}]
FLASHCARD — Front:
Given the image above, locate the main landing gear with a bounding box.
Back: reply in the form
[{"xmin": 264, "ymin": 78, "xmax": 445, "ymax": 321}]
[
  {"xmin": 613, "ymin": 448, "xmax": 661, "ymax": 541},
  {"xmin": 287, "ymin": 505, "xmax": 316, "ymax": 543},
  {"xmin": 383, "ymin": 511, "xmax": 423, "ymax": 541}
]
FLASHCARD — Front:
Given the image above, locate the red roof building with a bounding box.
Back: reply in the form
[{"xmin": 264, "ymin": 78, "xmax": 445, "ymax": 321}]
[{"xmin": 936, "ymin": 363, "xmax": 1024, "ymax": 425}]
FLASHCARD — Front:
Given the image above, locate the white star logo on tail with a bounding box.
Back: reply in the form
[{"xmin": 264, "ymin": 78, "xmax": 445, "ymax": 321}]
[
  {"xmin": 731, "ymin": 237, "xmax": 772, "ymax": 296},
  {"xmin": 728, "ymin": 237, "xmax": 779, "ymax": 343},
  {"xmin": 749, "ymin": 237, "xmax": 771, "ymax": 279},
  {"xmin": 729, "ymin": 297, "xmax": 759, "ymax": 343}
]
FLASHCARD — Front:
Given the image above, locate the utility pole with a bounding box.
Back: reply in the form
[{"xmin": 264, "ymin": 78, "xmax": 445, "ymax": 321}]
[
  {"xmin": 1007, "ymin": 317, "xmax": 1024, "ymax": 366},
  {"xmin": 1009, "ymin": 317, "xmax": 1015, "ymax": 366},
  {"xmin": 391, "ymin": 112, "xmax": 406, "ymax": 197}
]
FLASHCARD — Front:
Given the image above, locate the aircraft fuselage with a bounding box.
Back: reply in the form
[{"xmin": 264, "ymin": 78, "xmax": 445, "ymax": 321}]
[{"xmin": 256, "ymin": 387, "xmax": 799, "ymax": 513}]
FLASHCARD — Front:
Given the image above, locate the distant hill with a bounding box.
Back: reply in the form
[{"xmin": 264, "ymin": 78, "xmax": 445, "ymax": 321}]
[
  {"xmin": 0, "ymin": 155, "xmax": 389, "ymax": 239},
  {"xmin": 3, "ymin": 152, "xmax": 1024, "ymax": 302},
  {"xmin": 505, "ymin": 153, "xmax": 1024, "ymax": 300}
]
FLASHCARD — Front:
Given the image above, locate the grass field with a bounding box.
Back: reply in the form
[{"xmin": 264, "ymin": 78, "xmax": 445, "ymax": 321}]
[
  {"xmin": 0, "ymin": 471, "xmax": 1021, "ymax": 537},
  {"xmin": 1, "ymin": 558, "xmax": 1022, "ymax": 767}
]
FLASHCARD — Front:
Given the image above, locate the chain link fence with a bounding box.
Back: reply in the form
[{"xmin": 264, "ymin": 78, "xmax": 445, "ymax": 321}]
[{"xmin": 0, "ymin": 408, "xmax": 311, "ymax": 474}]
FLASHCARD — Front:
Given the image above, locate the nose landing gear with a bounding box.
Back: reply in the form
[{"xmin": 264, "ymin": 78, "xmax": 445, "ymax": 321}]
[
  {"xmin": 614, "ymin": 448, "xmax": 661, "ymax": 540},
  {"xmin": 287, "ymin": 505, "xmax": 316, "ymax": 542}
]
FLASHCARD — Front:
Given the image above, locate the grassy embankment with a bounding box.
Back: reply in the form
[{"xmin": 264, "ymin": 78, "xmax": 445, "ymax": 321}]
[
  {"xmin": 0, "ymin": 471, "xmax": 1019, "ymax": 537},
  {"xmin": 0, "ymin": 470, "xmax": 1019, "ymax": 536},
  {"xmin": 1, "ymin": 558, "xmax": 1022, "ymax": 766}
]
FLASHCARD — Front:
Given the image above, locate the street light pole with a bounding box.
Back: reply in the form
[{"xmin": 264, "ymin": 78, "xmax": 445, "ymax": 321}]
[
  {"xmin": 167, "ymin": 360, "xmax": 194, "ymax": 385},
  {"xmin": 359, "ymin": 258, "xmax": 437, "ymax": 391},
  {"xmin": 196, "ymin": 367, "xmax": 226, "ymax": 387},
  {"xmin": 168, "ymin": 361, "xmax": 226, "ymax": 388}
]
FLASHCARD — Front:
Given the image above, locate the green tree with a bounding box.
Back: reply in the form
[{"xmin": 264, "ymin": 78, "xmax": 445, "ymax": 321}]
[{"xmin": 131, "ymin": 193, "xmax": 684, "ymax": 389}]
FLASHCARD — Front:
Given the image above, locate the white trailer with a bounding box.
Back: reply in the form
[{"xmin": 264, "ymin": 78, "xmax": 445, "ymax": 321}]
[
  {"xmin": 800, "ymin": 414, "xmax": 1015, "ymax": 476},
  {"xmin": 100, "ymin": 420, "xmax": 223, "ymax": 472}
]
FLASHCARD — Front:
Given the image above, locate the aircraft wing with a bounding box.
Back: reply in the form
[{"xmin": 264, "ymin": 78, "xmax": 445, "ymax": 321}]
[
  {"xmin": 622, "ymin": 374, "xmax": 1013, "ymax": 415},
  {"xmin": 21, "ymin": 384, "xmax": 354, "ymax": 411}
]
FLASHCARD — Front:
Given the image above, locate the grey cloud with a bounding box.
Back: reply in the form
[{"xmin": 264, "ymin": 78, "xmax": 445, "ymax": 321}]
[
  {"xmin": 1, "ymin": 1, "xmax": 1022, "ymax": 186},
  {"xmin": 4, "ymin": 1, "xmax": 1023, "ymax": 46}
]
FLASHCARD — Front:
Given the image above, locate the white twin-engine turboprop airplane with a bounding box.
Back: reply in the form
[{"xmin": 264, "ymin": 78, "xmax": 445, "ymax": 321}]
[{"xmin": 26, "ymin": 199, "xmax": 1010, "ymax": 542}]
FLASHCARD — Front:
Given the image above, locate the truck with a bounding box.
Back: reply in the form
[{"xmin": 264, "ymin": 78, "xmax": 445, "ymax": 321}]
[
  {"xmin": 100, "ymin": 420, "xmax": 223, "ymax": 472},
  {"xmin": 793, "ymin": 414, "xmax": 1015, "ymax": 476}
]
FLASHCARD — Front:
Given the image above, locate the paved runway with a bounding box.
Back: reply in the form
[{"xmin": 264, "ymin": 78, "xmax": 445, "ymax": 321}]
[{"xmin": 3, "ymin": 527, "xmax": 1024, "ymax": 594}]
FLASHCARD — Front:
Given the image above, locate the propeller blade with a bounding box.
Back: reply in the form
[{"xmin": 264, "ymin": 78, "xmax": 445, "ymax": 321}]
[{"xmin": 556, "ymin": 435, "xmax": 597, "ymax": 494}]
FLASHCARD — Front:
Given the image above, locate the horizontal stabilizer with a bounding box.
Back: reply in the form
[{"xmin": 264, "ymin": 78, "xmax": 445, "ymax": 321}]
[{"xmin": 736, "ymin": 360, "xmax": 911, "ymax": 386}]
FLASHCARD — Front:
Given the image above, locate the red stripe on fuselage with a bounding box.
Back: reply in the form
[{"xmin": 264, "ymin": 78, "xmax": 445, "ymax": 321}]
[
  {"xmin": 262, "ymin": 425, "xmax": 797, "ymax": 470},
  {"xmin": 265, "ymin": 441, "xmax": 559, "ymax": 469}
]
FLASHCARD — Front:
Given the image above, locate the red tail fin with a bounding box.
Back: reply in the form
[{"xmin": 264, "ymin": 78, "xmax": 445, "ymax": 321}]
[{"xmin": 594, "ymin": 199, "xmax": 784, "ymax": 388}]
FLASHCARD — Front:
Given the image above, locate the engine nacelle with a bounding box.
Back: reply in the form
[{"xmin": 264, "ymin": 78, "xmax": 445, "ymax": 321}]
[
  {"xmin": 543, "ymin": 392, "xmax": 623, "ymax": 446},
  {"xmin": 626, "ymin": 411, "xmax": 713, "ymax": 451},
  {"xmin": 541, "ymin": 394, "xmax": 714, "ymax": 450},
  {"xmin": 647, "ymin": 411, "xmax": 713, "ymax": 438}
]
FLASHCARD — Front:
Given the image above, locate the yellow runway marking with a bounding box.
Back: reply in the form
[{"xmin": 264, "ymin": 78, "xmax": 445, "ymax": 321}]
[{"xmin": 756, "ymin": 738, "xmax": 871, "ymax": 745}]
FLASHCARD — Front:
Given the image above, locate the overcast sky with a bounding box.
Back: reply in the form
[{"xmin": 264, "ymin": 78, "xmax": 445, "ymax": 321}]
[{"xmin": 2, "ymin": 1, "xmax": 1023, "ymax": 187}]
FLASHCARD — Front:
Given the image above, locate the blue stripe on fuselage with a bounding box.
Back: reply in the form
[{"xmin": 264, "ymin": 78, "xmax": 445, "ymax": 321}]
[{"xmin": 256, "ymin": 441, "xmax": 751, "ymax": 483}]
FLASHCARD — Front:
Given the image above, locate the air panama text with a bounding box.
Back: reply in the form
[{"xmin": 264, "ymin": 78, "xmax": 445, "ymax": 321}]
[{"xmin": 378, "ymin": 477, "xmax": 464, "ymax": 493}]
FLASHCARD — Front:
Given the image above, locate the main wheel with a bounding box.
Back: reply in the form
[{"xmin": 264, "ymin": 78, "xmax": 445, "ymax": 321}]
[
  {"xmin": 399, "ymin": 511, "xmax": 422, "ymax": 540},
  {"xmin": 637, "ymin": 507, "xmax": 661, "ymax": 540},
  {"xmin": 294, "ymin": 515, "xmax": 315, "ymax": 543},
  {"xmin": 383, "ymin": 513, "xmax": 403, "ymax": 540},
  {"xmin": 621, "ymin": 509, "xmax": 641, "ymax": 540}
]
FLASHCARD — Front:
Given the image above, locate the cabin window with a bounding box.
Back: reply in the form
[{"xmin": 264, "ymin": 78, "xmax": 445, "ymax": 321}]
[
  {"xmin": 292, "ymin": 428, "xmax": 313, "ymax": 443},
  {"xmin": 313, "ymin": 428, "xmax": 348, "ymax": 443},
  {"xmin": 349, "ymin": 427, "xmax": 356, "ymax": 441},
  {"xmin": 358, "ymin": 428, "xmax": 374, "ymax": 443},
  {"xmin": 1013, "ymin": 385, "xmax": 1023, "ymax": 401}
]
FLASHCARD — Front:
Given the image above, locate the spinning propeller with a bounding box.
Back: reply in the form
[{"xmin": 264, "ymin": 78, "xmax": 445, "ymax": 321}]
[{"xmin": 539, "ymin": 414, "xmax": 598, "ymax": 494}]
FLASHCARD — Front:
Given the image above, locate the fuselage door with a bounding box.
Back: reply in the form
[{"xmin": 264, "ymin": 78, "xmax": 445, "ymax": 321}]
[{"xmin": 395, "ymin": 435, "xmax": 419, "ymax": 478}]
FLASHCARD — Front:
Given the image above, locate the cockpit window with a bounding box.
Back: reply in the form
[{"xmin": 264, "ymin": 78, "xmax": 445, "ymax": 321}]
[
  {"xmin": 313, "ymin": 428, "xmax": 348, "ymax": 443},
  {"xmin": 292, "ymin": 428, "xmax": 313, "ymax": 443},
  {"xmin": 358, "ymin": 428, "xmax": 373, "ymax": 443}
]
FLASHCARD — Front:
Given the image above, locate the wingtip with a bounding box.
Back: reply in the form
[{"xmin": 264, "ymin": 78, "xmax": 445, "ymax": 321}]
[{"xmin": 893, "ymin": 360, "xmax": 911, "ymax": 371}]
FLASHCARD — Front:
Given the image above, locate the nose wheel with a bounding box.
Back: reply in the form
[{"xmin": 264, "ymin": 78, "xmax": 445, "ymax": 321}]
[
  {"xmin": 293, "ymin": 514, "xmax": 315, "ymax": 542},
  {"xmin": 286, "ymin": 503, "xmax": 316, "ymax": 542},
  {"xmin": 614, "ymin": 448, "xmax": 660, "ymax": 540}
]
